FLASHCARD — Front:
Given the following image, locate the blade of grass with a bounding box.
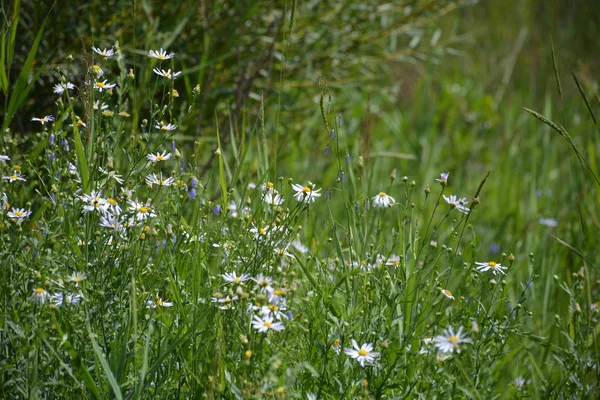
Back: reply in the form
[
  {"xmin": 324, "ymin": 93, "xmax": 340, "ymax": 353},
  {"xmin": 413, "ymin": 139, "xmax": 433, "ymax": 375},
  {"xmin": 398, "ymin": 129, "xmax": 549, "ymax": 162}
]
[
  {"xmin": 571, "ymin": 68, "xmax": 597, "ymax": 126},
  {"xmin": 89, "ymin": 328, "xmax": 124, "ymax": 400},
  {"xmin": 550, "ymin": 37, "xmax": 562, "ymax": 98}
]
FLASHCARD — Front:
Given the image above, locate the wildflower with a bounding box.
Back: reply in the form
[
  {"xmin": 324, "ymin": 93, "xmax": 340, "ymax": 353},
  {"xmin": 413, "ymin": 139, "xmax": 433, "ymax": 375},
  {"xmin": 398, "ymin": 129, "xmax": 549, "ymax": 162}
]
[
  {"xmin": 146, "ymin": 298, "xmax": 174, "ymax": 308},
  {"xmin": 7, "ymin": 208, "xmax": 32, "ymax": 223},
  {"xmin": 251, "ymin": 315, "xmax": 285, "ymax": 333},
  {"xmin": 263, "ymin": 191, "xmax": 284, "ymax": 205},
  {"xmin": 3, "ymin": 171, "xmax": 26, "ymax": 182},
  {"xmin": 212, "ymin": 295, "xmax": 238, "ymax": 309},
  {"xmin": 475, "ymin": 261, "xmax": 507, "ymax": 276},
  {"xmin": 332, "ymin": 338, "xmax": 342, "ymax": 354},
  {"xmin": 436, "ymin": 172, "xmax": 449, "ymax": 185},
  {"xmin": 539, "ymin": 218, "xmax": 558, "ymax": 227},
  {"xmin": 385, "ymin": 255, "xmax": 402, "ymax": 267},
  {"xmin": 259, "ymin": 302, "xmax": 288, "ymax": 320},
  {"xmin": 261, "ymin": 181, "xmax": 277, "ymax": 192},
  {"xmin": 153, "ymin": 68, "xmax": 182, "ymax": 79},
  {"xmin": 291, "ymin": 183, "xmax": 322, "ymax": 203},
  {"xmin": 105, "ymin": 197, "xmax": 122, "ymax": 215},
  {"xmin": 99, "ymin": 167, "xmax": 124, "ymax": 184},
  {"xmin": 91, "ymin": 64, "xmax": 104, "ymax": 77},
  {"xmin": 443, "ymin": 194, "xmax": 470, "ymax": 214},
  {"xmin": 92, "ymin": 46, "xmax": 115, "ymax": 58},
  {"xmin": 93, "ymin": 100, "xmax": 109, "ymax": 110},
  {"xmin": 372, "ymin": 192, "xmax": 395, "ymax": 208},
  {"xmin": 128, "ymin": 200, "xmax": 156, "ymax": 221},
  {"xmin": 155, "ymin": 122, "xmax": 177, "ymax": 131},
  {"xmin": 274, "ymin": 247, "xmax": 293, "ymax": 258},
  {"xmin": 94, "ymin": 80, "xmax": 116, "ymax": 92},
  {"xmin": 440, "ymin": 289, "xmax": 454, "ymax": 300},
  {"xmin": 146, "ymin": 151, "xmax": 172, "ymax": 162},
  {"xmin": 146, "ymin": 172, "xmax": 175, "ymax": 187},
  {"xmin": 31, "ymin": 115, "xmax": 54, "ymax": 125},
  {"xmin": 148, "ymin": 48, "xmax": 175, "ymax": 60},
  {"xmin": 0, "ymin": 155, "xmax": 10, "ymax": 162},
  {"xmin": 80, "ymin": 191, "xmax": 108, "ymax": 213},
  {"xmin": 53, "ymin": 82, "xmax": 75, "ymax": 95},
  {"xmin": 252, "ymin": 274, "xmax": 273, "ymax": 293},
  {"xmin": 344, "ymin": 340, "xmax": 379, "ymax": 367},
  {"xmin": 52, "ymin": 292, "xmax": 83, "ymax": 307},
  {"xmin": 69, "ymin": 272, "xmax": 87, "ymax": 284},
  {"xmin": 222, "ymin": 272, "xmax": 250, "ymax": 283},
  {"xmin": 249, "ymin": 224, "xmax": 270, "ymax": 240},
  {"xmin": 31, "ymin": 287, "xmax": 49, "ymax": 304},
  {"xmin": 433, "ymin": 325, "xmax": 471, "ymax": 353}
]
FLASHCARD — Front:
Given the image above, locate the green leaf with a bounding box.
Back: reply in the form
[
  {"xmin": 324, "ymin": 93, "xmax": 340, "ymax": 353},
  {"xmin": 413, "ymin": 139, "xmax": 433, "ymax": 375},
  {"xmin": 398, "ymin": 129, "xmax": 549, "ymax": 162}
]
[{"xmin": 89, "ymin": 329, "xmax": 124, "ymax": 400}]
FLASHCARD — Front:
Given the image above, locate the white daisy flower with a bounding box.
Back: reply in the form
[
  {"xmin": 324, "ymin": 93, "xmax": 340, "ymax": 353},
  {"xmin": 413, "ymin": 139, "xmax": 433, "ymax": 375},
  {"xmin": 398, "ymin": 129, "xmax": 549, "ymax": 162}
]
[
  {"xmin": 94, "ymin": 80, "xmax": 116, "ymax": 92},
  {"xmin": 92, "ymin": 46, "xmax": 115, "ymax": 58},
  {"xmin": 252, "ymin": 274, "xmax": 273, "ymax": 293},
  {"xmin": 263, "ymin": 191, "xmax": 284, "ymax": 205},
  {"xmin": 475, "ymin": 261, "xmax": 507, "ymax": 276},
  {"xmin": 53, "ymin": 82, "xmax": 75, "ymax": 94},
  {"xmin": 69, "ymin": 272, "xmax": 87, "ymax": 284},
  {"xmin": 91, "ymin": 64, "xmax": 104, "ymax": 77},
  {"xmin": 443, "ymin": 194, "xmax": 470, "ymax": 214},
  {"xmin": 93, "ymin": 100, "xmax": 109, "ymax": 110},
  {"xmin": 2, "ymin": 171, "xmax": 26, "ymax": 182},
  {"xmin": 222, "ymin": 272, "xmax": 250, "ymax": 283},
  {"xmin": 344, "ymin": 340, "xmax": 379, "ymax": 367},
  {"xmin": 105, "ymin": 197, "xmax": 122, "ymax": 215},
  {"xmin": 99, "ymin": 214, "xmax": 124, "ymax": 231},
  {"xmin": 153, "ymin": 68, "xmax": 182, "ymax": 79},
  {"xmin": 51, "ymin": 292, "xmax": 83, "ymax": 307},
  {"xmin": 145, "ymin": 172, "xmax": 175, "ymax": 187},
  {"xmin": 436, "ymin": 172, "xmax": 449, "ymax": 185},
  {"xmin": 538, "ymin": 218, "xmax": 558, "ymax": 227},
  {"xmin": 331, "ymin": 338, "xmax": 342, "ymax": 354},
  {"xmin": 148, "ymin": 48, "xmax": 175, "ymax": 60},
  {"xmin": 31, "ymin": 287, "xmax": 49, "ymax": 304},
  {"xmin": 7, "ymin": 208, "xmax": 32, "ymax": 223},
  {"xmin": 146, "ymin": 151, "xmax": 172, "ymax": 162},
  {"xmin": 31, "ymin": 115, "xmax": 54, "ymax": 125},
  {"xmin": 440, "ymin": 289, "xmax": 455, "ymax": 300},
  {"xmin": 291, "ymin": 183, "xmax": 322, "ymax": 203},
  {"xmin": 372, "ymin": 192, "xmax": 395, "ymax": 208},
  {"xmin": 146, "ymin": 298, "xmax": 174, "ymax": 308},
  {"xmin": 0, "ymin": 155, "xmax": 10, "ymax": 162},
  {"xmin": 251, "ymin": 315, "xmax": 285, "ymax": 333},
  {"xmin": 433, "ymin": 325, "xmax": 471, "ymax": 353},
  {"xmin": 128, "ymin": 200, "xmax": 156, "ymax": 221},
  {"xmin": 80, "ymin": 190, "xmax": 108, "ymax": 213},
  {"xmin": 385, "ymin": 255, "xmax": 402, "ymax": 267},
  {"xmin": 155, "ymin": 122, "xmax": 177, "ymax": 131},
  {"xmin": 99, "ymin": 167, "xmax": 124, "ymax": 184}
]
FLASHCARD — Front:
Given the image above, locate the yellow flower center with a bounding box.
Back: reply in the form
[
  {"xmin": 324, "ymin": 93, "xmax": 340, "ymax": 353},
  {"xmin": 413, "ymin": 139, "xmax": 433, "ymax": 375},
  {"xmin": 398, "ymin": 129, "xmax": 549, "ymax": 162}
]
[
  {"xmin": 263, "ymin": 321, "xmax": 272, "ymax": 328},
  {"xmin": 488, "ymin": 261, "xmax": 497, "ymax": 267},
  {"xmin": 273, "ymin": 289, "xmax": 283, "ymax": 296},
  {"xmin": 157, "ymin": 54, "xmax": 166, "ymax": 60},
  {"xmin": 73, "ymin": 276, "xmax": 83, "ymax": 283},
  {"xmin": 156, "ymin": 155, "xmax": 164, "ymax": 161},
  {"xmin": 107, "ymin": 198, "xmax": 117, "ymax": 205},
  {"xmin": 164, "ymin": 72, "xmax": 172, "ymax": 78},
  {"xmin": 267, "ymin": 182, "xmax": 274, "ymax": 188},
  {"xmin": 13, "ymin": 165, "xmax": 21, "ymax": 171},
  {"xmin": 10, "ymin": 175, "xmax": 18, "ymax": 180},
  {"xmin": 233, "ymin": 276, "xmax": 241, "ymax": 282},
  {"xmin": 443, "ymin": 289, "xmax": 453, "ymax": 297},
  {"xmin": 268, "ymin": 304, "xmax": 278, "ymax": 311},
  {"xmin": 302, "ymin": 186, "xmax": 311, "ymax": 193},
  {"xmin": 93, "ymin": 65, "xmax": 102, "ymax": 73},
  {"xmin": 358, "ymin": 349, "xmax": 368, "ymax": 356},
  {"xmin": 35, "ymin": 288, "xmax": 45, "ymax": 295},
  {"xmin": 333, "ymin": 339, "xmax": 340, "ymax": 347},
  {"xmin": 449, "ymin": 335, "xmax": 459, "ymax": 344},
  {"xmin": 139, "ymin": 206, "xmax": 148, "ymax": 213},
  {"xmin": 77, "ymin": 118, "xmax": 84, "ymax": 126},
  {"xmin": 156, "ymin": 299, "xmax": 163, "ymax": 306},
  {"xmin": 379, "ymin": 192, "xmax": 387, "ymax": 197},
  {"xmin": 96, "ymin": 82, "xmax": 105, "ymax": 88},
  {"xmin": 14, "ymin": 211, "xmax": 23, "ymax": 217},
  {"xmin": 259, "ymin": 228, "xmax": 266, "ymax": 235}
]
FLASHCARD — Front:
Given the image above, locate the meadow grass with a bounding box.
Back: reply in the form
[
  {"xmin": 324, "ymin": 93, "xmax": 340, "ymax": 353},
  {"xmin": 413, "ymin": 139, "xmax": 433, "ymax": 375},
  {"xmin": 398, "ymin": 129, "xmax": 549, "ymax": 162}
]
[{"xmin": 1, "ymin": 0, "xmax": 600, "ymax": 399}]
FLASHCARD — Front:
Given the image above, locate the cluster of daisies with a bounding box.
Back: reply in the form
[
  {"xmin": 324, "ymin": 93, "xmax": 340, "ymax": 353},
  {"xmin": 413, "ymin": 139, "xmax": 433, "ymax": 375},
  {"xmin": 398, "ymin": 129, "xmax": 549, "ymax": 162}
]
[
  {"xmin": 1, "ymin": 155, "xmax": 32, "ymax": 224},
  {"xmin": 30, "ymin": 272, "xmax": 86, "ymax": 308}
]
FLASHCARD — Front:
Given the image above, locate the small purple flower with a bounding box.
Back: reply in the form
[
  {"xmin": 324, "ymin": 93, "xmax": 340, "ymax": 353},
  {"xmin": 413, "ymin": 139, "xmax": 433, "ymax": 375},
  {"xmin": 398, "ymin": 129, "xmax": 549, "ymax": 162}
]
[
  {"xmin": 330, "ymin": 129, "xmax": 335, "ymax": 139},
  {"xmin": 340, "ymin": 172, "xmax": 345, "ymax": 182},
  {"xmin": 325, "ymin": 145, "xmax": 329, "ymax": 155},
  {"xmin": 61, "ymin": 139, "xmax": 70, "ymax": 151},
  {"xmin": 188, "ymin": 188, "xmax": 197, "ymax": 199},
  {"xmin": 190, "ymin": 178, "xmax": 198, "ymax": 188},
  {"xmin": 171, "ymin": 141, "xmax": 176, "ymax": 152},
  {"xmin": 212, "ymin": 204, "xmax": 221, "ymax": 215},
  {"xmin": 48, "ymin": 153, "xmax": 56, "ymax": 162},
  {"xmin": 49, "ymin": 134, "xmax": 55, "ymax": 145},
  {"xmin": 489, "ymin": 243, "xmax": 500, "ymax": 254},
  {"xmin": 345, "ymin": 154, "xmax": 350, "ymax": 164}
]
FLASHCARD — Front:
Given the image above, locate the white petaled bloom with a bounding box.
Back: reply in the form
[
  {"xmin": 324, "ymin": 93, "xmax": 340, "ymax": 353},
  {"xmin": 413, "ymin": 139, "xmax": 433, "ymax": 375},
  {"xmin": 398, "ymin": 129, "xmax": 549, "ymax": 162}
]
[
  {"xmin": 69, "ymin": 272, "xmax": 87, "ymax": 284},
  {"xmin": 441, "ymin": 289, "xmax": 455, "ymax": 300},
  {"xmin": 99, "ymin": 167, "xmax": 124, "ymax": 184},
  {"xmin": 146, "ymin": 151, "xmax": 172, "ymax": 162},
  {"xmin": 249, "ymin": 224, "xmax": 270, "ymax": 241},
  {"xmin": 332, "ymin": 338, "xmax": 342, "ymax": 354},
  {"xmin": 263, "ymin": 191, "xmax": 284, "ymax": 205},
  {"xmin": 372, "ymin": 192, "xmax": 395, "ymax": 208},
  {"xmin": 31, "ymin": 115, "xmax": 54, "ymax": 125},
  {"xmin": 274, "ymin": 247, "xmax": 293, "ymax": 258},
  {"xmin": 80, "ymin": 190, "xmax": 108, "ymax": 213},
  {"xmin": 443, "ymin": 195, "xmax": 470, "ymax": 214},
  {"xmin": 539, "ymin": 218, "xmax": 558, "ymax": 227},
  {"xmin": 222, "ymin": 272, "xmax": 250, "ymax": 284},
  {"xmin": 92, "ymin": 46, "xmax": 115, "ymax": 57},
  {"xmin": 0, "ymin": 155, "xmax": 10, "ymax": 162},
  {"xmin": 436, "ymin": 172, "xmax": 449, "ymax": 185},
  {"xmin": 94, "ymin": 80, "xmax": 116, "ymax": 92},
  {"xmin": 259, "ymin": 301, "xmax": 288, "ymax": 320},
  {"xmin": 155, "ymin": 122, "xmax": 177, "ymax": 131},
  {"xmin": 53, "ymin": 82, "xmax": 75, "ymax": 95},
  {"xmin": 146, "ymin": 173, "xmax": 175, "ymax": 187},
  {"xmin": 99, "ymin": 214, "xmax": 124, "ymax": 231},
  {"xmin": 128, "ymin": 200, "xmax": 156, "ymax": 221},
  {"xmin": 344, "ymin": 340, "xmax": 380, "ymax": 367},
  {"xmin": 51, "ymin": 292, "xmax": 83, "ymax": 307},
  {"xmin": 252, "ymin": 274, "xmax": 273, "ymax": 293},
  {"xmin": 2, "ymin": 171, "xmax": 26, "ymax": 182},
  {"xmin": 105, "ymin": 197, "xmax": 122, "ymax": 215},
  {"xmin": 146, "ymin": 298, "xmax": 174, "ymax": 308},
  {"xmin": 251, "ymin": 315, "xmax": 285, "ymax": 333},
  {"xmin": 31, "ymin": 288, "xmax": 49, "ymax": 304},
  {"xmin": 93, "ymin": 100, "xmax": 109, "ymax": 110},
  {"xmin": 7, "ymin": 208, "xmax": 32, "ymax": 223},
  {"xmin": 475, "ymin": 261, "xmax": 507, "ymax": 276},
  {"xmin": 149, "ymin": 48, "xmax": 175, "ymax": 60},
  {"xmin": 433, "ymin": 326, "xmax": 472, "ymax": 354},
  {"xmin": 292, "ymin": 183, "xmax": 322, "ymax": 203},
  {"xmin": 385, "ymin": 255, "xmax": 402, "ymax": 267},
  {"xmin": 153, "ymin": 68, "xmax": 182, "ymax": 79}
]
